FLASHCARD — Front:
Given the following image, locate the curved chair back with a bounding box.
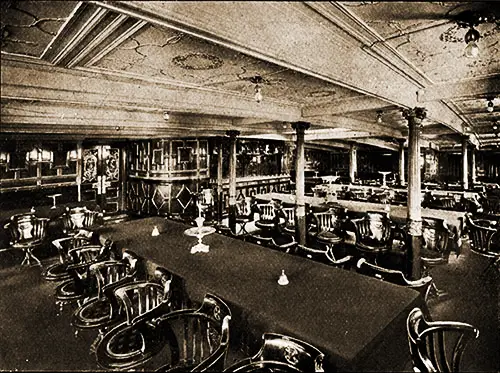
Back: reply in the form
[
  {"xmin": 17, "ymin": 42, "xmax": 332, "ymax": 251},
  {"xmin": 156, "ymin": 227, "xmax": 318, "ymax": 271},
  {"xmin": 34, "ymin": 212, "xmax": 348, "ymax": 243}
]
[
  {"xmin": 312, "ymin": 208, "xmax": 345, "ymax": 237},
  {"xmin": 421, "ymin": 218, "xmax": 451, "ymax": 258},
  {"xmin": 114, "ymin": 267, "xmax": 173, "ymax": 326},
  {"xmin": 155, "ymin": 293, "xmax": 232, "ymax": 372},
  {"xmin": 4, "ymin": 214, "xmax": 49, "ymax": 247},
  {"xmin": 356, "ymin": 258, "xmax": 432, "ymax": 300},
  {"xmin": 295, "ymin": 244, "xmax": 353, "ymax": 269},
  {"xmin": 236, "ymin": 197, "xmax": 254, "ymax": 219},
  {"xmin": 224, "ymin": 332, "xmax": 324, "ymax": 372},
  {"xmin": 257, "ymin": 203, "xmax": 277, "ymax": 222},
  {"xmin": 406, "ymin": 307, "xmax": 479, "ymax": 372},
  {"xmin": 61, "ymin": 207, "xmax": 101, "ymax": 235},
  {"xmin": 352, "ymin": 213, "xmax": 393, "ymax": 248},
  {"xmin": 51, "ymin": 236, "xmax": 92, "ymax": 266},
  {"xmin": 465, "ymin": 214, "xmax": 499, "ymax": 257},
  {"xmin": 281, "ymin": 207, "xmax": 295, "ymax": 233},
  {"xmin": 90, "ymin": 251, "xmax": 144, "ymax": 299}
]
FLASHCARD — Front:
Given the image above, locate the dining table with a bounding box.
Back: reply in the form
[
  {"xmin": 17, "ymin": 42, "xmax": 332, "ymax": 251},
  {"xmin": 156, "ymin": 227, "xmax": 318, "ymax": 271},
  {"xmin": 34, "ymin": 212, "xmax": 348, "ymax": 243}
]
[
  {"xmin": 97, "ymin": 216, "xmax": 428, "ymax": 372},
  {"xmin": 255, "ymin": 192, "xmax": 467, "ymax": 254}
]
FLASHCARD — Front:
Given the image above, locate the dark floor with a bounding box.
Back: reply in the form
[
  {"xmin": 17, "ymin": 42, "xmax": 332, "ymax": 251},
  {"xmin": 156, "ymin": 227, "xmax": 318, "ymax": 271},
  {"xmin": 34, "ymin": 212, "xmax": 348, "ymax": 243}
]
[{"xmin": 0, "ymin": 232, "xmax": 498, "ymax": 372}]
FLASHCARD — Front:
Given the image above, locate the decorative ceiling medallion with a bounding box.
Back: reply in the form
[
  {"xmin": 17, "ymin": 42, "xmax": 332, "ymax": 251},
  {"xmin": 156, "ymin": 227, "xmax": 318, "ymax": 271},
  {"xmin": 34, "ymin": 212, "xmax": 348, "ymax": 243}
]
[
  {"xmin": 308, "ymin": 90, "xmax": 337, "ymax": 98},
  {"xmin": 172, "ymin": 53, "xmax": 223, "ymax": 70}
]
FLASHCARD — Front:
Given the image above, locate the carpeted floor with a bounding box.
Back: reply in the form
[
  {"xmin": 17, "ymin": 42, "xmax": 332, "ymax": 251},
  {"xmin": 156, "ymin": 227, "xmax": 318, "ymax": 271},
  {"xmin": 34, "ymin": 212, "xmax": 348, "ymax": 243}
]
[{"xmin": 0, "ymin": 231, "xmax": 498, "ymax": 372}]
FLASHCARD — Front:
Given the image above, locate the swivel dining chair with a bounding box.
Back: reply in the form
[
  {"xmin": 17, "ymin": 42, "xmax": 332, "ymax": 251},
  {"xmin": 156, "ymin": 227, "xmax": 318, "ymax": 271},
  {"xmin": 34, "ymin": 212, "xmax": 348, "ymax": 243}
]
[
  {"xmin": 153, "ymin": 293, "xmax": 232, "ymax": 372},
  {"xmin": 60, "ymin": 206, "xmax": 102, "ymax": 236},
  {"xmin": 356, "ymin": 258, "xmax": 433, "ymax": 301},
  {"xmin": 233, "ymin": 197, "xmax": 257, "ymax": 238},
  {"xmin": 43, "ymin": 233, "xmax": 94, "ymax": 282},
  {"xmin": 224, "ymin": 333, "xmax": 325, "ymax": 372},
  {"xmin": 252, "ymin": 201, "xmax": 284, "ymax": 245},
  {"xmin": 4, "ymin": 213, "xmax": 50, "ymax": 267},
  {"xmin": 309, "ymin": 207, "xmax": 347, "ymax": 253},
  {"xmin": 420, "ymin": 217, "xmax": 453, "ymax": 299},
  {"xmin": 54, "ymin": 241, "xmax": 116, "ymax": 313},
  {"xmin": 71, "ymin": 250, "xmax": 146, "ymax": 346},
  {"xmin": 406, "ymin": 307, "xmax": 479, "ymax": 372},
  {"xmin": 94, "ymin": 267, "xmax": 175, "ymax": 371},
  {"xmin": 352, "ymin": 212, "xmax": 395, "ymax": 264},
  {"xmin": 465, "ymin": 214, "xmax": 500, "ymax": 276}
]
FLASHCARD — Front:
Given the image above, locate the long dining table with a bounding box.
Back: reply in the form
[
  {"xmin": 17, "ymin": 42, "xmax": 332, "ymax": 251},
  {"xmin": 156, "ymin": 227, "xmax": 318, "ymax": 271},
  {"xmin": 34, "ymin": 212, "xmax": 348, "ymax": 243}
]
[
  {"xmin": 97, "ymin": 216, "xmax": 427, "ymax": 372},
  {"xmin": 255, "ymin": 192, "xmax": 466, "ymax": 253}
]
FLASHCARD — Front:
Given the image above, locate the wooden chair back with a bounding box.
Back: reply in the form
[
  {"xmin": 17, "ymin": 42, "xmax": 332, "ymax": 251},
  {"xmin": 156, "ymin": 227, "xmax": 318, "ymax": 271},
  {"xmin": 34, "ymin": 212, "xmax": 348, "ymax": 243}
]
[
  {"xmin": 114, "ymin": 267, "xmax": 173, "ymax": 326},
  {"xmin": 312, "ymin": 208, "xmax": 345, "ymax": 236},
  {"xmin": 61, "ymin": 207, "xmax": 101, "ymax": 234},
  {"xmin": 353, "ymin": 212, "xmax": 393, "ymax": 247},
  {"xmin": 224, "ymin": 332, "xmax": 324, "ymax": 372},
  {"xmin": 407, "ymin": 307, "xmax": 479, "ymax": 372},
  {"xmin": 356, "ymin": 258, "xmax": 432, "ymax": 300},
  {"xmin": 421, "ymin": 218, "xmax": 451, "ymax": 257},
  {"xmin": 4, "ymin": 214, "xmax": 49, "ymax": 247},
  {"xmin": 465, "ymin": 214, "xmax": 499, "ymax": 256},
  {"xmin": 155, "ymin": 293, "xmax": 232, "ymax": 372}
]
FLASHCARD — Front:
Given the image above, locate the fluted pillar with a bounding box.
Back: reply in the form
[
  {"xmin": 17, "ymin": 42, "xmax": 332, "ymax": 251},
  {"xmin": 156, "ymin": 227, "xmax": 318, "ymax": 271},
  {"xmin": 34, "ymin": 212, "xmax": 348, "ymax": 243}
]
[
  {"xmin": 462, "ymin": 137, "xmax": 469, "ymax": 190},
  {"xmin": 292, "ymin": 121, "xmax": 310, "ymax": 246},
  {"xmin": 398, "ymin": 139, "xmax": 406, "ymax": 186},
  {"xmin": 349, "ymin": 143, "xmax": 357, "ymax": 184},
  {"xmin": 226, "ymin": 130, "xmax": 240, "ymax": 233},
  {"xmin": 403, "ymin": 107, "xmax": 426, "ymax": 280}
]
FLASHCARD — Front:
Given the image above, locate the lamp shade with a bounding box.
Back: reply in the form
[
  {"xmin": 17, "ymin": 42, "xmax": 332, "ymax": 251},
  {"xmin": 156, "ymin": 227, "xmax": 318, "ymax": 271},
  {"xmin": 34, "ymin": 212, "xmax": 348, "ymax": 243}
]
[{"xmin": 464, "ymin": 41, "xmax": 479, "ymax": 58}]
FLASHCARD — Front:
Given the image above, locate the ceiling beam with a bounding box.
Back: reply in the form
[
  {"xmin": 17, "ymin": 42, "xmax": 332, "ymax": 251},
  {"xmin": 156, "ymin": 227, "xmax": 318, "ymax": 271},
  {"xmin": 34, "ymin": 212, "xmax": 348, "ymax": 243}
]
[
  {"xmin": 1, "ymin": 56, "xmax": 302, "ymax": 124},
  {"xmin": 312, "ymin": 115, "xmax": 404, "ymax": 138},
  {"xmin": 418, "ymin": 75, "xmax": 500, "ymax": 102},
  {"xmin": 351, "ymin": 138, "xmax": 399, "ymax": 151},
  {"xmin": 302, "ymin": 96, "xmax": 394, "ymax": 117}
]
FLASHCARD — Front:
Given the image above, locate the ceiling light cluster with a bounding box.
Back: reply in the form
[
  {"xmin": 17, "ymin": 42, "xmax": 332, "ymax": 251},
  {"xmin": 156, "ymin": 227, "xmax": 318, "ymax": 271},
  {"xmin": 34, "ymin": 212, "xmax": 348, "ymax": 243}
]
[
  {"xmin": 376, "ymin": 110, "xmax": 383, "ymax": 124},
  {"xmin": 456, "ymin": 10, "xmax": 496, "ymax": 59},
  {"xmin": 250, "ymin": 75, "xmax": 264, "ymax": 103}
]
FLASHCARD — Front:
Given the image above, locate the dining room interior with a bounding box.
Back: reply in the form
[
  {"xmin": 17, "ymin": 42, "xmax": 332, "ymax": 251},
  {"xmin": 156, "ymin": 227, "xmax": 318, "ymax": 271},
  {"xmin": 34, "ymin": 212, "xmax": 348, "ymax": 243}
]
[{"xmin": 1, "ymin": 1, "xmax": 499, "ymax": 372}]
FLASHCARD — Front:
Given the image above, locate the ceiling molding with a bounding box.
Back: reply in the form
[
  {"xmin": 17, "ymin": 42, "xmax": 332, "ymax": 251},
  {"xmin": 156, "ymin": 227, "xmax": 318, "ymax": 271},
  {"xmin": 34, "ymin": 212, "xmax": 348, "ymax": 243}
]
[{"xmin": 305, "ymin": 2, "xmax": 433, "ymax": 87}]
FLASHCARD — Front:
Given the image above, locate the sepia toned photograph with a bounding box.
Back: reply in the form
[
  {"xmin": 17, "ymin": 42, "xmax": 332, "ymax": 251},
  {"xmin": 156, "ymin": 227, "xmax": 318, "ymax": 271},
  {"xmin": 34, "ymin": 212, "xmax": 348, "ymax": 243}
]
[{"xmin": 0, "ymin": 1, "xmax": 499, "ymax": 371}]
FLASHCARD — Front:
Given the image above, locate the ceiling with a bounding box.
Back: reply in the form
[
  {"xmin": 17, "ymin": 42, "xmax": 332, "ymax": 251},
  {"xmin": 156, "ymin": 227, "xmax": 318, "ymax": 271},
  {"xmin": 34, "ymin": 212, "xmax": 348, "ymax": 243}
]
[{"xmin": 1, "ymin": 1, "xmax": 499, "ymax": 151}]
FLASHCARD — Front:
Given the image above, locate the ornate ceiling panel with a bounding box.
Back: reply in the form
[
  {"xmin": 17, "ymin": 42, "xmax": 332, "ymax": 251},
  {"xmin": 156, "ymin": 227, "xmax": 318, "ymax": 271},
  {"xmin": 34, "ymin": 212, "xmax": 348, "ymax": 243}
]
[
  {"xmin": 0, "ymin": 1, "xmax": 78, "ymax": 57},
  {"xmin": 344, "ymin": 2, "xmax": 500, "ymax": 83},
  {"xmin": 93, "ymin": 24, "xmax": 362, "ymax": 105}
]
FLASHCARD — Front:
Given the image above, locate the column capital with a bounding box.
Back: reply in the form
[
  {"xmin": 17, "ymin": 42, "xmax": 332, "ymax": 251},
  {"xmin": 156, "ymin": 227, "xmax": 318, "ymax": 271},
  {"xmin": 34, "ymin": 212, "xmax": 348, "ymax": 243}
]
[
  {"xmin": 402, "ymin": 107, "xmax": 427, "ymax": 123},
  {"xmin": 226, "ymin": 130, "xmax": 240, "ymax": 138},
  {"xmin": 292, "ymin": 121, "xmax": 311, "ymax": 132},
  {"xmin": 396, "ymin": 138, "xmax": 406, "ymax": 146}
]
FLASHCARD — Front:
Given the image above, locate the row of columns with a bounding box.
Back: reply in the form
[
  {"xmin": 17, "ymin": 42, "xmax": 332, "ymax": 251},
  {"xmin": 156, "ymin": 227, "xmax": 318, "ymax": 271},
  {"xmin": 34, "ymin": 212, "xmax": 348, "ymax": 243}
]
[
  {"xmin": 220, "ymin": 109, "xmax": 473, "ymax": 281},
  {"xmin": 347, "ymin": 135, "xmax": 475, "ymax": 190}
]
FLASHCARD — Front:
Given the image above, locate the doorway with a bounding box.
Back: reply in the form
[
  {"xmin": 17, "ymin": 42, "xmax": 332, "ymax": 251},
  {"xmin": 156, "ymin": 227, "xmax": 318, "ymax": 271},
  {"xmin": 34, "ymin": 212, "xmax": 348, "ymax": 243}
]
[{"xmin": 81, "ymin": 145, "xmax": 121, "ymax": 214}]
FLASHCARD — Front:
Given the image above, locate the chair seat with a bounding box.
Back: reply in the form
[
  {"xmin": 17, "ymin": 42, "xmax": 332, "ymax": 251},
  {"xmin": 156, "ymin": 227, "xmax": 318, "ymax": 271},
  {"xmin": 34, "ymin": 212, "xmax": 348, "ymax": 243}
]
[
  {"xmin": 72, "ymin": 298, "xmax": 115, "ymax": 329},
  {"xmin": 317, "ymin": 231, "xmax": 343, "ymax": 244},
  {"xmin": 43, "ymin": 262, "xmax": 71, "ymax": 282},
  {"xmin": 55, "ymin": 279, "xmax": 91, "ymax": 301},
  {"xmin": 12, "ymin": 239, "xmax": 44, "ymax": 249},
  {"xmin": 357, "ymin": 239, "xmax": 390, "ymax": 252},
  {"xmin": 96, "ymin": 322, "xmax": 165, "ymax": 370},
  {"xmin": 255, "ymin": 220, "xmax": 275, "ymax": 230}
]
